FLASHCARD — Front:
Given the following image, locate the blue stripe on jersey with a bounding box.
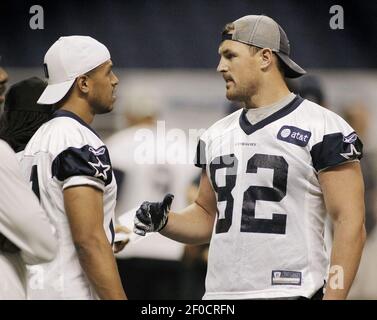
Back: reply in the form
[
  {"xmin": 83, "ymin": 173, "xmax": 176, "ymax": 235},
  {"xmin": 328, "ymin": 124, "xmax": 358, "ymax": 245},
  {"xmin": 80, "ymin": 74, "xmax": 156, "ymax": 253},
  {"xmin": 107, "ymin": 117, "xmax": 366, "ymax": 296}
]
[
  {"xmin": 109, "ymin": 218, "xmax": 115, "ymax": 245},
  {"xmin": 52, "ymin": 110, "xmax": 100, "ymax": 138},
  {"xmin": 310, "ymin": 132, "xmax": 363, "ymax": 172},
  {"xmin": 51, "ymin": 145, "xmax": 113, "ymax": 186}
]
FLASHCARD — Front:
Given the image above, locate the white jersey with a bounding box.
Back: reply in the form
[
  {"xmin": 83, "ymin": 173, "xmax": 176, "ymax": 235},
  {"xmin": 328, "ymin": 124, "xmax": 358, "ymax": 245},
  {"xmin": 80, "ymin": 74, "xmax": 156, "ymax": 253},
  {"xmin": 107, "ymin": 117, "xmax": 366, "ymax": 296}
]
[
  {"xmin": 195, "ymin": 96, "xmax": 363, "ymax": 299},
  {"xmin": 20, "ymin": 110, "xmax": 117, "ymax": 300},
  {"xmin": 0, "ymin": 140, "xmax": 57, "ymax": 300}
]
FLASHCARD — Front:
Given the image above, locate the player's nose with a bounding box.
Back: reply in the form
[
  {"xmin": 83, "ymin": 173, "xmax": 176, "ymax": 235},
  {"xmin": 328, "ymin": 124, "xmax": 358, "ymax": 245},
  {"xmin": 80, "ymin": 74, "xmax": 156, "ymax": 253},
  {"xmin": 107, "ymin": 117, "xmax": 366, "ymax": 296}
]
[
  {"xmin": 112, "ymin": 73, "xmax": 119, "ymax": 86},
  {"xmin": 217, "ymin": 57, "xmax": 227, "ymax": 73}
]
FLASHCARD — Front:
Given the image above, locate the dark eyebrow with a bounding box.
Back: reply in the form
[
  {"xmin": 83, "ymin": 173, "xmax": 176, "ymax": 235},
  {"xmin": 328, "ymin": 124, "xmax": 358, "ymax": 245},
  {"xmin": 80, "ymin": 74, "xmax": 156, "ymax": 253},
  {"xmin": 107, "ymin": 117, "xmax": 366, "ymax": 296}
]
[{"xmin": 219, "ymin": 48, "xmax": 233, "ymax": 56}]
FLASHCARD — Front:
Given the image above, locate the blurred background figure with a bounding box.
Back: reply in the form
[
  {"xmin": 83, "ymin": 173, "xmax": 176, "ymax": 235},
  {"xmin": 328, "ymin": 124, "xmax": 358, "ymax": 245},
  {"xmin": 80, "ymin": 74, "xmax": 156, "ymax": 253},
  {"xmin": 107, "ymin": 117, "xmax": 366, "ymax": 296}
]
[
  {"xmin": 0, "ymin": 71, "xmax": 57, "ymax": 299},
  {"xmin": 0, "ymin": 65, "xmax": 9, "ymax": 105},
  {"xmin": 0, "ymin": 77, "xmax": 53, "ymax": 157},
  {"xmin": 0, "ymin": 138, "xmax": 58, "ymax": 300},
  {"xmin": 287, "ymin": 74, "xmax": 325, "ymax": 106},
  {"xmin": 0, "ymin": 77, "xmax": 57, "ymax": 300},
  {"xmin": 106, "ymin": 96, "xmax": 199, "ymax": 299}
]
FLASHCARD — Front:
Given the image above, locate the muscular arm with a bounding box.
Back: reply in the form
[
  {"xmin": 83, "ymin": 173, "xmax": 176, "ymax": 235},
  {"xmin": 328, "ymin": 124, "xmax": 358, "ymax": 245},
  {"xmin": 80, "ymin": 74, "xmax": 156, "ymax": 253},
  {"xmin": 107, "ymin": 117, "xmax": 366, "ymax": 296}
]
[
  {"xmin": 64, "ymin": 185, "xmax": 127, "ymax": 300},
  {"xmin": 319, "ymin": 161, "xmax": 366, "ymax": 300},
  {"xmin": 160, "ymin": 169, "xmax": 217, "ymax": 245}
]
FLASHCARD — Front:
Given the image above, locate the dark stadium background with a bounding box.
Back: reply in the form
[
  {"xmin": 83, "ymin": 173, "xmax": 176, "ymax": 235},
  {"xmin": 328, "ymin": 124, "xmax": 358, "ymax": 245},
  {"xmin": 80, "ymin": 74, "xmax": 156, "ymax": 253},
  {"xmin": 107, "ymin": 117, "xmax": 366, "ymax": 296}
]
[{"xmin": 0, "ymin": 0, "xmax": 376, "ymax": 69}]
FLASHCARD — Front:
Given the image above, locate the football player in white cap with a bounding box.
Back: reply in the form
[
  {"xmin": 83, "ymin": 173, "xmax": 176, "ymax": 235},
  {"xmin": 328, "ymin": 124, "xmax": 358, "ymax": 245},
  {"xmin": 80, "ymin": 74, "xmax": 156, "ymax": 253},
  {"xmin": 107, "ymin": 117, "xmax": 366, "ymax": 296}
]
[{"xmin": 20, "ymin": 36, "xmax": 126, "ymax": 300}]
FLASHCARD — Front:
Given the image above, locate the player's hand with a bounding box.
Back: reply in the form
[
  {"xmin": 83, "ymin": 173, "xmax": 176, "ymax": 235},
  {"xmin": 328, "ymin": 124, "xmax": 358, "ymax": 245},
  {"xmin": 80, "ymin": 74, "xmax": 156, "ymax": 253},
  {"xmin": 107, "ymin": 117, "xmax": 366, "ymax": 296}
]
[
  {"xmin": 113, "ymin": 225, "xmax": 131, "ymax": 254},
  {"xmin": 0, "ymin": 233, "xmax": 20, "ymax": 254},
  {"xmin": 134, "ymin": 194, "xmax": 174, "ymax": 236}
]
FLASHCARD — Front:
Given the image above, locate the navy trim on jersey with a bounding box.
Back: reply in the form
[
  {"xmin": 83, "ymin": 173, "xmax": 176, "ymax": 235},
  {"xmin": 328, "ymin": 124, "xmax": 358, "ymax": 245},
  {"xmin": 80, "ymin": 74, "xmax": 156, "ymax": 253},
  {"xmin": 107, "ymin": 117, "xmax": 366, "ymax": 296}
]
[
  {"xmin": 52, "ymin": 110, "xmax": 100, "ymax": 138},
  {"xmin": 109, "ymin": 219, "xmax": 115, "ymax": 245},
  {"xmin": 52, "ymin": 144, "xmax": 113, "ymax": 186},
  {"xmin": 239, "ymin": 95, "xmax": 304, "ymax": 135},
  {"xmin": 113, "ymin": 168, "xmax": 125, "ymax": 200},
  {"xmin": 310, "ymin": 132, "xmax": 363, "ymax": 172}
]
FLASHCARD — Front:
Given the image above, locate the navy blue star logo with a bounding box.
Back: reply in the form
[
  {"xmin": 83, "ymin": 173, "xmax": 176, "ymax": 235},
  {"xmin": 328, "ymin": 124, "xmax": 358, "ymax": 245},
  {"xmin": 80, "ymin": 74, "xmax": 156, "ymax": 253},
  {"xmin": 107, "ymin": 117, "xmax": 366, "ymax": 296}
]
[{"xmin": 340, "ymin": 144, "xmax": 361, "ymax": 160}]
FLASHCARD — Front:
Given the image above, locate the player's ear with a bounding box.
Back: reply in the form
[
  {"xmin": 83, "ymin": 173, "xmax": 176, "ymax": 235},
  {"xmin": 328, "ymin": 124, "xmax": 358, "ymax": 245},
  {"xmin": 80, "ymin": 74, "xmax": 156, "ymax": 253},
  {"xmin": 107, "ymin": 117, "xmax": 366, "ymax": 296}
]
[
  {"xmin": 260, "ymin": 48, "xmax": 273, "ymax": 71},
  {"xmin": 76, "ymin": 75, "xmax": 90, "ymax": 94}
]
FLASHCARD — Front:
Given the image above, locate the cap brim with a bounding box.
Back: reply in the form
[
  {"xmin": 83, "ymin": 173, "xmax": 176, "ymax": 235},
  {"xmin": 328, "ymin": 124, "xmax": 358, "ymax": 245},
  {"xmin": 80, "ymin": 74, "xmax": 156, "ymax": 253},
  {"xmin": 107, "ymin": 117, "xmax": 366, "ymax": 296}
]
[
  {"xmin": 37, "ymin": 79, "xmax": 75, "ymax": 105},
  {"xmin": 276, "ymin": 52, "xmax": 306, "ymax": 79}
]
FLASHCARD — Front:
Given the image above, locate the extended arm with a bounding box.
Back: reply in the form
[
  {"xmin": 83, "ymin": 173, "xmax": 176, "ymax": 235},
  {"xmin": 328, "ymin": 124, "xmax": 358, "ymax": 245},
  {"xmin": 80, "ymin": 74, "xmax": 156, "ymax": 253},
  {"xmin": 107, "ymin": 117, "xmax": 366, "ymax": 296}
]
[
  {"xmin": 319, "ymin": 161, "xmax": 366, "ymax": 299},
  {"xmin": 64, "ymin": 185, "xmax": 127, "ymax": 300},
  {"xmin": 134, "ymin": 169, "xmax": 218, "ymax": 245},
  {"xmin": 160, "ymin": 170, "xmax": 217, "ymax": 244}
]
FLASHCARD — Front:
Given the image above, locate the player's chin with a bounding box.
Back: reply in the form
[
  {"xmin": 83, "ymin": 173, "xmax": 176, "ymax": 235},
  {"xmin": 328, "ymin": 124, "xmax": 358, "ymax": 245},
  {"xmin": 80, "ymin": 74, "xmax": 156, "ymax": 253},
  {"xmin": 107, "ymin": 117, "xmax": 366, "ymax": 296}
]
[
  {"xmin": 96, "ymin": 103, "xmax": 114, "ymax": 114},
  {"xmin": 225, "ymin": 89, "xmax": 239, "ymax": 101},
  {"xmin": 106, "ymin": 104, "xmax": 115, "ymax": 113},
  {"xmin": 107, "ymin": 97, "xmax": 116, "ymax": 110}
]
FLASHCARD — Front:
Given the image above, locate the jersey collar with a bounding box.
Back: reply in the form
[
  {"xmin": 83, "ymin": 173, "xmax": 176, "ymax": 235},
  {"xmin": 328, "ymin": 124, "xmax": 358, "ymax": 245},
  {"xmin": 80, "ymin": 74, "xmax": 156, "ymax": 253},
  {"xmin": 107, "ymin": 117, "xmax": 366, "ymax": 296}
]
[
  {"xmin": 239, "ymin": 95, "xmax": 304, "ymax": 135},
  {"xmin": 52, "ymin": 109, "xmax": 100, "ymax": 138}
]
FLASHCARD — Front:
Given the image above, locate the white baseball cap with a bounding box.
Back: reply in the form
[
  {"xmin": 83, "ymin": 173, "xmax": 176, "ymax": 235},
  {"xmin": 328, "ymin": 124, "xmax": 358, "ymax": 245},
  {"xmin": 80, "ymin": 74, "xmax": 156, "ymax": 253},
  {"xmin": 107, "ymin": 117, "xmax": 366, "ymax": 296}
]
[{"xmin": 38, "ymin": 35, "xmax": 111, "ymax": 105}]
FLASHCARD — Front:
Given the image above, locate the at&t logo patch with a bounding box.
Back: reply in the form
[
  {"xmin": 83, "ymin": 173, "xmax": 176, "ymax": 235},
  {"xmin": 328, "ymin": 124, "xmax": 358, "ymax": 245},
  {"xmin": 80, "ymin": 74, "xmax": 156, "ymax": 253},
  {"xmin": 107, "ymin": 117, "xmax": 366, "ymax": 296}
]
[{"xmin": 277, "ymin": 125, "xmax": 311, "ymax": 147}]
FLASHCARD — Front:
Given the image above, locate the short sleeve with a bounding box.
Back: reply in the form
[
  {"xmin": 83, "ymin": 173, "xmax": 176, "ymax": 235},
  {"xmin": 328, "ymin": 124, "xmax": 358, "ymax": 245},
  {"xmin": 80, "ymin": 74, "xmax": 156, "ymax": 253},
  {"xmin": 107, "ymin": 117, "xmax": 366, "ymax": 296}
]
[
  {"xmin": 310, "ymin": 113, "xmax": 363, "ymax": 172},
  {"xmin": 51, "ymin": 144, "xmax": 113, "ymax": 190}
]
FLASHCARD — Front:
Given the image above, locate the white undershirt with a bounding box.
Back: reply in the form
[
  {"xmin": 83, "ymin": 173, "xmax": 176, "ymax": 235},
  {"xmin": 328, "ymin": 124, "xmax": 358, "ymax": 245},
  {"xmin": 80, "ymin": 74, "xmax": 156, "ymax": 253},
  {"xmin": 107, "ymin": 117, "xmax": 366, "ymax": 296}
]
[{"xmin": 245, "ymin": 93, "xmax": 296, "ymax": 125}]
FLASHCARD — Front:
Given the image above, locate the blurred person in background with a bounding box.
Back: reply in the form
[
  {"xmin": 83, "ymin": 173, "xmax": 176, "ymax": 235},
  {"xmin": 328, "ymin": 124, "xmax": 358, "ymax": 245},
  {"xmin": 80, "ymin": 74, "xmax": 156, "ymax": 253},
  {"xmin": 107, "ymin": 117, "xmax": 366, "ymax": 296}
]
[
  {"xmin": 287, "ymin": 74, "xmax": 325, "ymax": 106},
  {"xmin": 0, "ymin": 139, "xmax": 58, "ymax": 299},
  {"xmin": 0, "ymin": 77, "xmax": 53, "ymax": 158},
  {"xmin": 0, "ymin": 61, "xmax": 57, "ymax": 300},
  {"xmin": 0, "ymin": 64, "xmax": 9, "ymax": 105},
  {"xmin": 107, "ymin": 96, "xmax": 199, "ymax": 299}
]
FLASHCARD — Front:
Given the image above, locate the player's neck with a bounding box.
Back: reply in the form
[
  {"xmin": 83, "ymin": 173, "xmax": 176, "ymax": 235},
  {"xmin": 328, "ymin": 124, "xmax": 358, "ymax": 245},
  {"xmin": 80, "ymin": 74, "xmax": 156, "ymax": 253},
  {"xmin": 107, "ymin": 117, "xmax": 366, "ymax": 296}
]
[
  {"xmin": 59, "ymin": 99, "xmax": 94, "ymax": 125},
  {"xmin": 244, "ymin": 79, "xmax": 290, "ymax": 109}
]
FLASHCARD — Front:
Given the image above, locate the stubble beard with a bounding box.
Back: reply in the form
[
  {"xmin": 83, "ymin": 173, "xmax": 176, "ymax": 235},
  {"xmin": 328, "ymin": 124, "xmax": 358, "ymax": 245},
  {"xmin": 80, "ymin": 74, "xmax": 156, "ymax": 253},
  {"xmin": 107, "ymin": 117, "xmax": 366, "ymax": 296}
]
[
  {"xmin": 89, "ymin": 86, "xmax": 116, "ymax": 115},
  {"xmin": 91, "ymin": 97, "xmax": 114, "ymax": 115},
  {"xmin": 225, "ymin": 84, "xmax": 250, "ymax": 103}
]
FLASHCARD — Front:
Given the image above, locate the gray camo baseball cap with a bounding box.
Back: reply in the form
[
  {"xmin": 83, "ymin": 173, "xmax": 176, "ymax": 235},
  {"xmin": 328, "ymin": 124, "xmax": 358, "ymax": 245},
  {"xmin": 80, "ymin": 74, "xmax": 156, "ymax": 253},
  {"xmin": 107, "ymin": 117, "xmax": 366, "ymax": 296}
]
[{"xmin": 223, "ymin": 15, "xmax": 306, "ymax": 78}]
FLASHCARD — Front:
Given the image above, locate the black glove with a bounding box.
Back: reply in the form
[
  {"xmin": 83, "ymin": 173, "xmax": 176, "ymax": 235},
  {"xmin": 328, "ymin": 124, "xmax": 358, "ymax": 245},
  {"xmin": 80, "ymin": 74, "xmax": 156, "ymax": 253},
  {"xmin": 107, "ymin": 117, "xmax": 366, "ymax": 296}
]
[{"xmin": 134, "ymin": 194, "xmax": 174, "ymax": 236}]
